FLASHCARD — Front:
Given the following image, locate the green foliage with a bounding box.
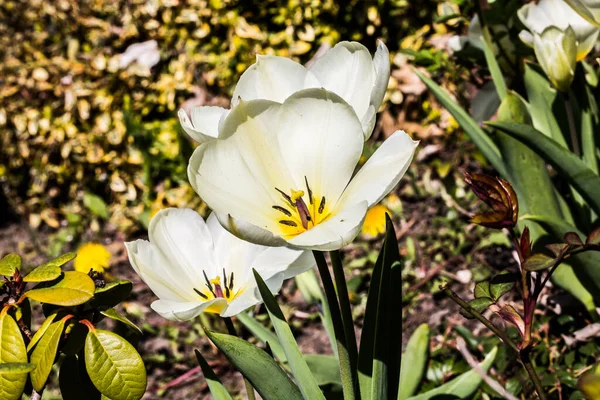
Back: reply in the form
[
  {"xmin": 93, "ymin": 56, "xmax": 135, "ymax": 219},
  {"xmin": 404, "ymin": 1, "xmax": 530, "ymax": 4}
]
[
  {"xmin": 398, "ymin": 324, "xmax": 429, "ymax": 400},
  {"xmin": 30, "ymin": 318, "xmax": 67, "ymax": 391},
  {"xmin": 0, "ymin": 254, "xmax": 21, "ymax": 277},
  {"xmin": 0, "ymin": 310, "xmax": 28, "ymax": 400},
  {"xmin": 26, "ymin": 271, "xmax": 96, "ymax": 306}
]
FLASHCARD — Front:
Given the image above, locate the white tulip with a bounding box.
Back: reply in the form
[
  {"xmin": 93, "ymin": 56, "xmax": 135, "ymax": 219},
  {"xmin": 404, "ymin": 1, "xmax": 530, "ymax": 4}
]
[
  {"xmin": 518, "ymin": 0, "xmax": 599, "ymax": 61},
  {"xmin": 125, "ymin": 208, "xmax": 314, "ymax": 321},
  {"xmin": 563, "ymin": 0, "xmax": 600, "ymax": 27},
  {"xmin": 533, "ymin": 26, "xmax": 578, "ymax": 92},
  {"xmin": 187, "ymin": 88, "xmax": 418, "ymax": 251},
  {"xmin": 179, "ymin": 41, "xmax": 390, "ymax": 143}
]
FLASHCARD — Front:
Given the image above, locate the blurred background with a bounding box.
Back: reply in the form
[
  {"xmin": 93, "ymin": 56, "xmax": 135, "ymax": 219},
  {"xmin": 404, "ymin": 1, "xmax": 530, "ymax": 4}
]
[{"xmin": 1, "ymin": 1, "xmax": 544, "ymax": 398}]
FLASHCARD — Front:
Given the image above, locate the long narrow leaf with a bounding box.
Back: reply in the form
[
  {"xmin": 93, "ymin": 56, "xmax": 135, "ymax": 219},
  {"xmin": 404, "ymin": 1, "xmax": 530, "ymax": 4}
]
[
  {"xmin": 253, "ymin": 270, "xmax": 325, "ymax": 400},
  {"xmin": 194, "ymin": 350, "xmax": 233, "ymax": 400},
  {"xmin": 481, "ymin": 30, "xmax": 507, "ymax": 100},
  {"xmin": 487, "ymin": 121, "xmax": 600, "ymax": 216},
  {"xmin": 398, "ymin": 324, "xmax": 429, "ymax": 400},
  {"xmin": 236, "ymin": 312, "xmax": 287, "ymax": 363},
  {"xmin": 414, "ymin": 68, "xmax": 507, "ymax": 177},
  {"xmin": 205, "ymin": 330, "xmax": 303, "ymax": 400}
]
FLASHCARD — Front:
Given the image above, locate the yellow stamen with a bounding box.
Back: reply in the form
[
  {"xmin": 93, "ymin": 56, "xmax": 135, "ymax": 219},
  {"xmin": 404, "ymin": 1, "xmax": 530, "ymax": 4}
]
[{"xmin": 291, "ymin": 189, "xmax": 304, "ymax": 203}]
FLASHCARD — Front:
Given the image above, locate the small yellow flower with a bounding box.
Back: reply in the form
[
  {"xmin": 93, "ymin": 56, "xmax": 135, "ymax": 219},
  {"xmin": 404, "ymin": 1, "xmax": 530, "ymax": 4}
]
[
  {"xmin": 361, "ymin": 204, "xmax": 390, "ymax": 238},
  {"xmin": 74, "ymin": 243, "xmax": 111, "ymax": 274}
]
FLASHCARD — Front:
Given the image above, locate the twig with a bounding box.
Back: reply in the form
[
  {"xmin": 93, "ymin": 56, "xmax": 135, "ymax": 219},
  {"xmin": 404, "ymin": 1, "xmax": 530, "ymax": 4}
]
[
  {"xmin": 160, "ymin": 366, "xmax": 201, "ymax": 392},
  {"xmin": 456, "ymin": 337, "xmax": 519, "ymax": 400}
]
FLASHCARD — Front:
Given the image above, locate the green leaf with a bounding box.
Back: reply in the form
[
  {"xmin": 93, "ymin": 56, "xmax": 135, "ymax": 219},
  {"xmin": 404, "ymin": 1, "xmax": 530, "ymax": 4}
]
[
  {"xmin": 194, "ymin": 349, "xmax": 233, "ymax": 400},
  {"xmin": 236, "ymin": 312, "xmax": 287, "ymax": 363},
  {"xmin": 481, "ymin": 29, "xmax": 507, "ymax": 100},
  {"xmin": 83, "ymin": 192, "xmax": 109, "ymax": 219},
  {"xmin": 85, "ymin": 329, "xmax": 147, "ymax": 400},
  {"xmin": 414, "ymin": 67, "xmax": 507, "ymax": 177},
  {"xmin": 23, "ymin": 264, "xmax": 62, "ymax": 283},
  {"xmin": 0, "ymin": 254, "xmax": 21, "ymax": 277},
  {"xmin": 27, "ymin": 313, "xmax": 58, "ymax": 352},
  {"xmin": 205, "ymin": 329, "xmax": 303, "ymax": 400},
  {"xmin": 0, "ymin": 363, "xmax": 36, "ymax": 375},
  {"xmin": 30, "ymin": 318, "xmax": 67, "ymax": 391},
  {"xmin": 26, "ymin": 271, "xmax": 96, "ymax": 306},
  {"xmin": 579, "ymin": 363, "xmax": 600, "ymax": 399},
  {"xmin": 487, "ymin": 121, "xmax": 600, "ymax": 216},
  {"xmin": 474, "ymin": 281, "xmax": 491, "ymax": 299},
  {"xmin": 398, "ymin": 324, "xmax": 429, "ymax": 400},
  {"xmin": 59, "ymin": 355, "xmax": 101, "ymax": 400},
  {"xmin": 577, "ymin": 80, "xmax": 598, "ymax": 174},
  {"xmin": 100, "ymin": 308, "xmax": 142, "ymax": 335},
  {"xmin": 89, "ymin": 280, "xmax": 133, "ymax": 309},
  {"xmin": 460, "ymin": 298, "xmax": 494, "ymax": 319},
  {"xmin": 490, "ymin": 272, "xmax": 515, "ymax": 301},
  {"xmin": 61, "ymin": 322, "xmax": 89, "ymax": 356},
  {"xmin": 523, "ymin": 253, "xmax": 556, "ymax": 271},
  {"xmin": 0, "ymin": 310, "xmax": 28, "ymax": 400},
  {"xmin": 305, "ymin": 354, "xmax": 341, "ymax": 386},
  {"xmin": 253, "ymin": 270, "xmax": 325, "ymax": 400},
  {"xmin": 407, "ymin": 347, "xmax": 498, "ymax": 400}
]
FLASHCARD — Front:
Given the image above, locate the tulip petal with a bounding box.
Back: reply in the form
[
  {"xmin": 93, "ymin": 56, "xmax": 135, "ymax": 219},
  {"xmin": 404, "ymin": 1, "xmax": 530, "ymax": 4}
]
[
  {"xmin": 252, "ymin": 246, "xmax": 314, "ymax": 281},
  {"xmin": 149, "ymin": 208, "xmax": 218, "ymax": 286},
  {"xmin": 310, "ymin": 41, "xmax": 376, "ymax": 124},
  {"xmin": 278, "ymin": 88, "xmax": 364, "ymax": 205},
  {"xmin": 178, "ymin": 106, "xmax": 228, "ymax": 143},
  {"xmin": 287, "ymin": 201, "xmax": 368, "ymax": 251},
  {"xmin": 151, "ymin": 299, "xmax": 223, "ymax": 321},
  {"xmin": 370, "ymin": 41, "xmax": 390, "ymax": 114},
  {"xmin": 338, "ymin": 130, "xmax": 418, "ymax": 209},
  {"xmin": 216, "ymin": 213, "xmax": 287, "ymax": 247},
  {"xmin": 231, "ymin": 55, "xmax": 320, "ymax": 106}
]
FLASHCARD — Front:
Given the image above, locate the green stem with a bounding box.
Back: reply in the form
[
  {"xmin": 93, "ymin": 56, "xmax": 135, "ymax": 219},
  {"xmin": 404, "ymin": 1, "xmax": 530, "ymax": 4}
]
[
  {"xmin": 330, "ymin": 250, "xmax": 359, "ymax": 391},
  {"xmin": 313, "ymin": 251, "xmax": 357, "ymax": 400},
  {"xmin": 521, "ymin": 348, "xmax": 547, "ymax": 400},
  {"xmin": 564, "ymin": 92, "xmax": 581, "ymax": 157},
  {"xmin": 223, "ymin": 317, "xmax": 256, "ymax": 400}
]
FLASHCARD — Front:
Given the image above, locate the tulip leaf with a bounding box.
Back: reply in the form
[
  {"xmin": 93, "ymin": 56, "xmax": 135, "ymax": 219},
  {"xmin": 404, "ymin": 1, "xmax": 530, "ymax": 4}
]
[
  {"xmin": 305, "ymin": 354, "xmax": 341, "ymax": 386},
  {"xmin": 481, "ymin": 29, "xmax": 507, "ymax": 100},
  {"xmin": 85, "ymin": 329, "xmax": 146, "ymax": 400},
  {"xmin": 398, "ymin": 324, "xmax": 429, "ymax": 400},
  {"xmin": 26, "ymin": 271, "xmax": 95, "ymax": 306},
  {"xmin": 0, "ymin": 363, "xmax": 36, "ymax": 375},
  {"xmin": 205, "ymin": 329, "xmax": 303, "ymax": 400},
  {"xmin": 194, "ymin": 349, "xmax": 233, "ymax": 400},
  {"xmin": 0, "ymin": 310, "xmax": 29, "ymax": 400},
  {"xmin": 0, "ymin": 254, "xmax": 21, "ymax": 277},
  {"xmin": 487, "ymin": 121, "xmax": 600, "ymax": 217},
  {"xmin": 100, "ymin": 308, "xmax": 142, "ymax": 335},
  {"xmin": 30, "ymin": 318, "xmax": 67, "ymax": 391},
  {"xmin": 576, "ymin": 81, "xmax": 598, "ymax": 174},
  {"xmin": 407, "ymin": 347, "xmax": 497, "ymax": 400},
  {"xmin": 59, "ymin": 355, "xmax": 101, "ymax": 400},
  {"xmin": 413, "ymin": 67, "xmax": 507, "ymax": 177},
  {"xmin": 253, "ymin": 269, "xmax": 325, "ymax": 400},
  {"xmin": 236, "ymin": 312, "xmax": 287, "ymax": 363}
]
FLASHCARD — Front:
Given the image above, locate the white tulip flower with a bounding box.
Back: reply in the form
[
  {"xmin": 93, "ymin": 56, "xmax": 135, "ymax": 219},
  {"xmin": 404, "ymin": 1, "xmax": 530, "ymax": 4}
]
[
  {"xmin": 563, "ymin": 0, "xmax": 600, "ymax": 27},
  {"xmin": 179, "ymin": 41, "xmax": 390, "ymax": 143},
  {"xmin": 533, "ymin": 26, "xmax": 578, "ymax": 92},
  {"xmin": 187, "ymin": 88, "xmax": 418, "ymax": 251},
  {"xmin": 518, "ymin": 0, "xmax": 599, "ymax": 61},
  {"xmin": 125, "ymin": 208, "xmax": 314, "ymax": 321}
]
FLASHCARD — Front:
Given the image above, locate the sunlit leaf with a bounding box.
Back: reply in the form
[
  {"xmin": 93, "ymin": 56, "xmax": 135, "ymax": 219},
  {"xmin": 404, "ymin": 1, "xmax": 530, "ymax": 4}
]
[
  {"xmin": 26, "ymin": 271, "xmax": 95, "ymax": 306},
  {"xmin": 398, "ymin": 324, "xmax": 429, "ymax": 400},
  {"xmin": 30, "ymin": 318, "xmax": 67, "ymax": 391},
  {"xmin": 0, "ymin": 254, "xmax": 21, "ymax": 277},
  {"xmin": 0, "ymin": 310, "xmax": 28, "ymax": 400}
]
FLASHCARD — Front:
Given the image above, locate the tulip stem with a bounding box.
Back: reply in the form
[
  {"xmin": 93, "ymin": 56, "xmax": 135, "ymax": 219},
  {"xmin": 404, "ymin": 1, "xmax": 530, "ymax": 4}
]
[
  {"xmin": 313, "ymin": 251, "xmax": 357, "ymax": 400},
  {"xmin": 223, "ymin": 317, "xmax": 256, "ymax": 400},
  {"xmin": 564, "ymin": 92, "xmax": 581, "ymax": 157},
  {"xmin": 329, "ymin": 250, "xmax": 359, "ymax": 371}
]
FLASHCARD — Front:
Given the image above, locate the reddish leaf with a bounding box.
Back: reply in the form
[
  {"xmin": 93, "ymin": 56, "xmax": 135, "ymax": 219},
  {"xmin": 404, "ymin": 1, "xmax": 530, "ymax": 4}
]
[
  {"xmin": 495, "ymin": 304, "xmax": 525, "ymax": 337},
  {"xmin": 546, "ymin": 243, "xmax": 570, "ymax": 258},
  {"xmin": 564, "ymin": 232, "xmax": 583, "ymax": 246},
  {"xmin": 523, "ymin": 253, "xmax": 556, "ymax": 271},
  {"xmin": 586, "ymin": 226, "xmax": 600, "ymax": 246}
]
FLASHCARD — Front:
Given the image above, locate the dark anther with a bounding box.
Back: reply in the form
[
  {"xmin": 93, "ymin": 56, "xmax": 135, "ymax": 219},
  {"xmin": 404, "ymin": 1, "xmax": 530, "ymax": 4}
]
[
  {"xmin": 305, "ymin": 176, "xmax": 313, "ymax": 204},
  {"xmin": 275, "ymin": 188, "xmax": 294, "ymax": 206},
  {"xmin": 272, "ymin": 205, "xmax": 292, "ymax": 216},
  {"xmin": 229, "ymin": 272, "xmax": 234, "ymax": 290},
  {"xmin": 225, "ymin": 286, "xmax": 231, "ymax": 298},
  {"xmin": 203, "ymin": 270, "xmax": 217, "ymax": 297},
  {"xmin": 279, "ymin": 220, "xmax": 298, "ymax": 227},
  {"xmin": 194, "ymin": 288, "xmax": 209, "ymax": 299},
  {"xmin": 318, "ymin": 196, "xmax": 326, "ymax": 214},
  {"xmin": 223, "ymin": 268, "xmax": 228, "ymax": 288}
]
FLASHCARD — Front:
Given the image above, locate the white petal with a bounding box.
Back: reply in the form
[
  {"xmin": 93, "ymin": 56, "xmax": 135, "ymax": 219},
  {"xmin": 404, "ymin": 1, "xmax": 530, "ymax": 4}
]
[
  {"xmin": 125, "ymin": 240, "xmax": 193, "ymax": 302},
  {"xmin": 287, "ymin": 201, "xmax": 368, "ymax": 251},
  {"xmin": 231, "ymin": 55, "xmax": 320, "ymax": 106},
  {"xmin": 360, "ymin": 105, "xmax": 377, "ymax": 141},
  {"xmin": 178, "ymin": 106, "xmax": 228, "ymax": 144},
  {"xmin": 221, "ymin": 270, "xmax": 291, "ymax": 317},
  {"xmin": 369, "ymin": 41, "xmax": 390, "ymax": 113},
  {"xmin": 310, "ymin": 41, "xmax": 376, "ymax": 123},
  {"xmin": 151, "ymin": 299, "xmax": 223, "ymax": 321},
  {"xmin": 216, "ymin": 213, "xmax": 287, "ymax": 247},
  {"xmin": 252, "ymin": 246, "xmax": 314, "ymax": 281},
  {"xmin": 278, "ymin": 88, "xmax": 364, "ymax": 205},
  {"xmin": 338, "ymin": 131, "xmax": 418, "ymax": 209},
  {"xmin": 149, "ymin": 208, "xmax": 217, "ymax": 286},
  {"xmin": 518, "ymin": 30, "xmax": 534, "ymax": 47}
]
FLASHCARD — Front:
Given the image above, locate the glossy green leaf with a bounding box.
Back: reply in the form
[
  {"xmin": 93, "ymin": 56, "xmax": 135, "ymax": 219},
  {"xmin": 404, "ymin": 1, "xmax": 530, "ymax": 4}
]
[
  {"xmin": 30, "ymin": 318, "xmax": 67, "ymax": 391},
  {"xmin": 100, "ymin": 308, "xmax": 142, "ymax": 335},
  {"xmin": 89, "ymin": 280, "xmax": 133, "ymax": 309},
  {"xmin": 59, "ymin": 355, "xmax": 101, "ymax": 400},
  {"xmin": 481, "ymin": 29, "xmax": 506, "ymax": 100},
  {"xmin": 236, "ymin": 312, "xmax": 287, "ymax": 363},
  {"xmin": 414, "ymin": 67, "xmax": 507, "ymax": 177},
  {"xmin": 487, "ymin": 121, "xmax": 600, "ymax": 216},
  {"xmin": 26, "ymin": 271, "xmax": 95, "ymax": 306},
  {"xmin": 0, "ymin": 363, "xmax": 36, "ymax": 375},
  {"xmin": 474, "ymin": 281, "xmax": 491, "ymax": 299},
  {"xmin": 253, "ymin": 269, "xmax": 325, "ymax": 400},
  {"xmin": 305, "ymin": 354, "xmax": 341, "ymax": 386},
  {"xmin": 23, "ymin": 264, "xmax": 62, "ymax": 283},
  {"xmin": 0, "ymin": 254, "xmax": 21, "ymax": 277},
  {"xmin": 398, "ymin": 324, "xmax": 429, "ymax": 400},
  {"xmin": 407, "ymin": 347, "xmax": 497, "ymax": 400},
  {"xmin": 28, "ymin": 313, "xmax": 58, "ymax": 352},
  {"xmin": 83, "ymin": 192, "xmax": 109, "ymax": 219},
  {"xmin": 523, "ymin": 254, "xmax": 556, "ymax": 271},
  {"xmin": 490, "ymin": 272, "xmax": 515, "ymax": 300},
  {"xmin": 85, "ymin": 329, "xmax": 147, "ymax": 400},
  {"xmin": 0, "ymin": 310, "xmax": 28, "ymax": 400},
  {"xmin": 194, "ymin": 349, "xmax": 233, "ymax": 400},
  {"xmin": 205, "ymin": 329, "xmax": 303, "ymax": 400}
]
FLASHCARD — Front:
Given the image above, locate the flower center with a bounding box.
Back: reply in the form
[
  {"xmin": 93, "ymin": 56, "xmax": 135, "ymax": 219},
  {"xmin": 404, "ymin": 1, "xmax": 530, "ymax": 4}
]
[
  {"xmin": 273, "ymin": 177, "xmax": 331, "ymax": 237},
  {"xmin": 193, "ymin": 269, "xmax": 244, "ymax": 306}
]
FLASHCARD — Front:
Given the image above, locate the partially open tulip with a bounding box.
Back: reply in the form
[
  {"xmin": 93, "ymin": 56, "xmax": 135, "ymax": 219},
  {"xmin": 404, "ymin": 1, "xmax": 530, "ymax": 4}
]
[
  {"xmin": 179, "ymin": 41, "xmax": 390, "ymax": 142},
  {"xmin": 564, "ymin": 0, "xmax": 600, "ymax": 28},
  {"xmin": 187, "ymin": 88, "xmax": 417, "ymax": 251},
  {"xmin": 125, "ymin": 208, "xmax": 314, "ymax": 321},
  {"xmin": 533, "ymin": 26, "xmax": 578, "ymax": 92}
]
